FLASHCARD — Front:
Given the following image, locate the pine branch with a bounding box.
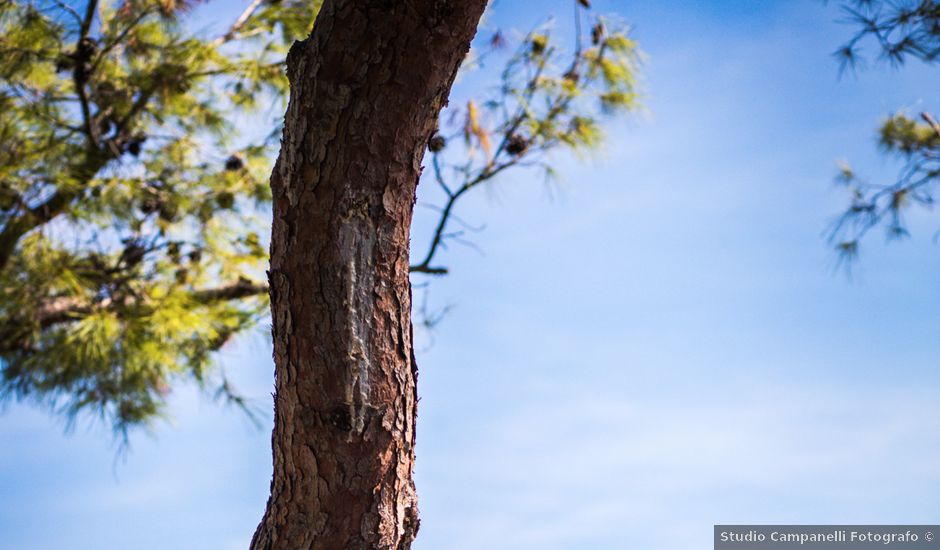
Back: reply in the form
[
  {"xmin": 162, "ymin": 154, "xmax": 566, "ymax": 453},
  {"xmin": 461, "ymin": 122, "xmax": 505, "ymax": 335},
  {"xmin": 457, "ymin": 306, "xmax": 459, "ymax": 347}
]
[
  {"xmin": 0, "ymin": 153, "xmax": 109, "ymax": 273},
  {"xmin": 0, "ymin": 279, "xmax": 269, "ymax": 353},
  {"xmin": 192, "ymin": 278, "xmax": 270, "ymax": 303}
]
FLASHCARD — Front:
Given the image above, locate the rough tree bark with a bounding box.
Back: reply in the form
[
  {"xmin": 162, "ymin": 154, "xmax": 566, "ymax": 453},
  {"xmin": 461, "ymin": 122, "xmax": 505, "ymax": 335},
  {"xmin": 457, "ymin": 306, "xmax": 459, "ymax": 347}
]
[{"xmin": 250, "ymin": 1, "xmax": 487, "ymax": 548}]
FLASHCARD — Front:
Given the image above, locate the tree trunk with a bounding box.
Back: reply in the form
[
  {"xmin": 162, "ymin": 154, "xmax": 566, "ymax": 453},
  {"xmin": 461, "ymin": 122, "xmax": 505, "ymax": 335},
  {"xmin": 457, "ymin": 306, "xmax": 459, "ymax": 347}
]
[{"xmin": 250, "ymin": 1, "xmax": 486, "ymax": 549}]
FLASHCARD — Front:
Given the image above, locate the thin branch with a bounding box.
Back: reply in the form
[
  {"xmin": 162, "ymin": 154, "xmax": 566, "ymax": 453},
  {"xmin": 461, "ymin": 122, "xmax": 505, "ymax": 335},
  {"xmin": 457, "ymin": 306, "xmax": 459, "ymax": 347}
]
[
  {"xmin": 409, "ymin": 264, "xmax": 448, "ymax": 275},
  {"xmin": 51, "ymin": 0, "xmax": 82, "ymax": 27},
  {"xmin": 921, "ymin": 111, "xmax": 940, "ymax": 138},
  {"xmin": 74, "ymin": 83, "xmax": 97, "ymax": 145},
  {"xmin": 210, "ymin": 0, "xmax": 266, "ymax": 47},
  {"xmin": 0, "ymin": 189, "xmax": 77, "ymax": 272},
  {"xmin": 192, "ymin": 278, "xmax": 269, "ymax": 303},
  {"xmin": 116, "ymin": 86, "xmax": 156, "ymax": 134},
  {"xmin": 409, "ymin": 158, "xmax": 519, "ymax": 274},
  {"xmin": 79, "ymin": 0, "xmax": 97, "ymax": 38},
  {"xmin": 74, "ymin": 0, "xmax": 100, "ymax": 146},
  {"xmin": 417, "ymin": 202, "xmax": 485, "ymax": 233},
  {"xmin": 92, "ymin": 10, "xmax": 150, "ymax": 72},
  {"xmin": 431, "ymin": 154, "xmax": 453, "ymax": 196}
]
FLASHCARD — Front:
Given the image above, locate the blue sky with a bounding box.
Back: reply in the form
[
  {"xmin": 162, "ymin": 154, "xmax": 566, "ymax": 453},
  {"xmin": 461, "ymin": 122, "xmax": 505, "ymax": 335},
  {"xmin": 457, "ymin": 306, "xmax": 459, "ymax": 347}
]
[{"xmin": 3, "ymin": 1, "xmax": 940, "ymax": 549}]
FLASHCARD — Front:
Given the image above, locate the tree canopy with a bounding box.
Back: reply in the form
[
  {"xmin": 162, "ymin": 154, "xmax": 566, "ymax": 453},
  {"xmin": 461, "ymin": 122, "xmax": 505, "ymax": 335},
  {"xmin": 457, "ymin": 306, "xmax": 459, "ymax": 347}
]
[{"xmin": 0, "ymin": 0, "xmax": 640, "ymax": 438}]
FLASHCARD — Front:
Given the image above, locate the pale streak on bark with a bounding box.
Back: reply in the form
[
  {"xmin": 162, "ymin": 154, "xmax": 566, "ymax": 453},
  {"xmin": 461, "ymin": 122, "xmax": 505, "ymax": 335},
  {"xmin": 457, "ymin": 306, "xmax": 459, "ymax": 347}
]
[{"xmin": 340, "ymin": 219, "xmax": 374, "ymax": 437}]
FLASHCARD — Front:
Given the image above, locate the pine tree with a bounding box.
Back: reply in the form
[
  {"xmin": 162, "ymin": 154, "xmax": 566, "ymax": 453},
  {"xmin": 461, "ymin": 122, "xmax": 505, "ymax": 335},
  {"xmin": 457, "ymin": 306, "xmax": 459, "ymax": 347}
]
[
  {"xmin": 2, "ymin": 0, "xmax": 642, "ymax": 545},
  {"xmin": 0, "ymin": 0, "xmax": 639, "ymax": 446},
  {"xmin": 0, "ymin": 0, "xmax": 320, "ymax": 437}
]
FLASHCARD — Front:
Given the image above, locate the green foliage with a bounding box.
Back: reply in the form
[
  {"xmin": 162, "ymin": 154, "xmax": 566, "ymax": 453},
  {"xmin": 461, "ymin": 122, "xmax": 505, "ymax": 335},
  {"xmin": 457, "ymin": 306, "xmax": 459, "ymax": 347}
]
[
  {"xmin": 829, "ymin": 111, "xmax": 940, "ymax": 261},
  {"xmin": 0, "ymin": 1, "xmax": 640, "ymax": 438},
  {"xmin": 878, "ymin": 112, "xmax": 940, "ymax": 153},
  {"xmin": 412, "ymin": 13, "xmax": 641, "ymax": 274},
  {"xmin": 0, "ymin": 0, "xmax": 318, "ymax": 437},
  {"xmin": 829, "ymin": 2, "xmax": 940, "ymax": 266}
]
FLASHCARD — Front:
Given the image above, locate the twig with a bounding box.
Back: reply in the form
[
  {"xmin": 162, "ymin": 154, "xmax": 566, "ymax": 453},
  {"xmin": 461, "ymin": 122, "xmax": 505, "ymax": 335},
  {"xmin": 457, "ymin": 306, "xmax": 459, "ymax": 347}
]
[
  {"xmin": 74, "ymin": 0, "xmax": 99, "ymax": 146},
  {"xmin": 921, "ymin": 112, "xmax": 940, "ymax": 138},
  {"xmin": 79, "ymin": 0, "xmax": 97, "ymax": 38},
  {"xmin": 52, "ymin": 0, "xmax": 82, "ymax": 27},
  {"xmin": 211, "ymin": 0, "xmax": 266, "ymax": 47}
]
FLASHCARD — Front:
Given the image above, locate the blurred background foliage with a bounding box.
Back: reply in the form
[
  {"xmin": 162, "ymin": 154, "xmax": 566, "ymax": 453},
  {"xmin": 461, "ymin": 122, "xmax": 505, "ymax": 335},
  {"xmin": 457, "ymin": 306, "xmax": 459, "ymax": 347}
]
[
  {"xmin": 0, "ymin": 0, "xmax": 640, "ymax": 439},
  {"xmin": 829, "ymin": 0, "xmax": 940, "ymax": 266}
]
